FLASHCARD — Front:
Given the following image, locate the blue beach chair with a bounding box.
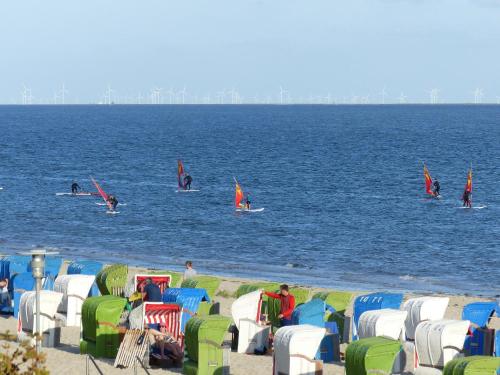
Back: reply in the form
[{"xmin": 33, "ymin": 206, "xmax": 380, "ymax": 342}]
[
  {"xmin": 352, "ymin": 292, "xmax": 403, "ymax": 341},
  {"xmin": 462, "ymin": 301, "xmax": 499, "ymax": 356},
  {"xmin": 162, "ymin": 288, "xmax": 210, "ymax": 332}
]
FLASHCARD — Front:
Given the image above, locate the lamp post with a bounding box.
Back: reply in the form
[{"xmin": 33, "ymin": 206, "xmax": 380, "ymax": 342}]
[{"xmin": 19, "ymin": 249, "xmax": 59, "ymax": 353}]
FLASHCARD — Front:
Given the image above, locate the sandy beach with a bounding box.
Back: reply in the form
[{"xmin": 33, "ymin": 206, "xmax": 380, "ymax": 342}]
[{"xmin": 1, "ymin": 264, "xmax": 498, "ymax": 375}]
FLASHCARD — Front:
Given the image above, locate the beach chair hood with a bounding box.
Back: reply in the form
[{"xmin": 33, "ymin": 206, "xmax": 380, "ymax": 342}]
[
  {"xmin": 462, "ymin": 302, "xmax": 498, "ymax": 328},
  {"xmin": 415, "ymin": 319, "xmax": 470, "ymax": 368},
  {"xmin": 231, "ymin": 290, "xmax": 261, "ymax": 329},
  {"xmin": 291, "ymin": 298, "xmax": 326, "ymax": 327},
  {"xmin": 163, "ymin": 288, "xmax": 210, "ymax": 332},
  {"xmin": 19, "ymin": 290, "xmax": 63, "ymax": 333},
  {"xmin": 358, "ymin": 308, "xmax": 408, "ymax": 340},
  {"xmin": 404, "ymin": 297, "xmax": 449, "ymax": 341},
  {"xmin": 274, "ymin": 325, "xmax": 326, "ymax": 375}
]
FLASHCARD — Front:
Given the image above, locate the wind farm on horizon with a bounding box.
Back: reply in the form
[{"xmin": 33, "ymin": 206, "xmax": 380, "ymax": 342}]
[{"xmin": 7, "ymin": 84, "xmax": 500, "ymax": 106}]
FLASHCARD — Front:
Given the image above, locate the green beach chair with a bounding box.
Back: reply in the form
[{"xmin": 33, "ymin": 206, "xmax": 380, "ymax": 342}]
[
  {"xmin": 312, "ymin": 290, "xmax": 353, "ymax": 342},
  {"xmin": 183, "ymin": 315, "xmax": 231, "ymax": 375},
  {"xmin": 444, "ymin": 356, "xmax": 500, "ymax": 375},
  {"xmin": 96, "ymin": 264, "xmax": 128, "ymax": 296},
  {"xmin": 181, "ymin": 276, "xmax": 221, "ymax": 315},
  {"xmin": 345, "ymin": 336, "xmax": 402, "ymax": 375},
  {"xmin": 80, "ymin": 295, "xmax": 127, "ymax": 358}
]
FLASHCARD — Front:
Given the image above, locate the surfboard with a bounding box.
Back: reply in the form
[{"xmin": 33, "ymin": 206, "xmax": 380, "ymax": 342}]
[
  {"xmin": 236, "ymin": 208, "xmax": 265, "ymax": 213},
  {"xmin": 457, "ymin": 205, "xmax": 487, "ymax": 210},
  {"xmin": 96, "ymin": 202, "xmax": 127, "ymax": 206},
  {"xmin": 106, "ymin": 210, "xmax": 120, "ymax": 215},
  {"xmin": 56, "ymin": 192, "xmax": 97, "ymax": 196},
  {"xmin": 176, "ymin": 189, "xmax": 200, "ymax": 193}
]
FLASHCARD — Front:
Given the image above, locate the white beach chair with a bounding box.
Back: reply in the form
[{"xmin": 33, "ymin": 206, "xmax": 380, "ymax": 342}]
[
  {"xmin": 358, "ymin": 308, "xmax": 408, "ymax": 341},
  {"xmin": 54, "ymin": 274, "xmax": 95, "ymax": 327},
  {"xmin": 231, "ymin": 290, "xmax": 270, "ymax": 354}
]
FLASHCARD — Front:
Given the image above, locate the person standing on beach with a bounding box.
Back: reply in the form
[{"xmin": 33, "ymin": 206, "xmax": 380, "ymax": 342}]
[
  {"xmin": 183, "ymin": 261, "xmax": 197, "ymax": 280},
  {"xmin": 264, "ymin": 284, "xmax": 295, "ymax": 327},
  {"xmin": 71, "ymin": 181, "xmax": 81, "ymax": 194}
]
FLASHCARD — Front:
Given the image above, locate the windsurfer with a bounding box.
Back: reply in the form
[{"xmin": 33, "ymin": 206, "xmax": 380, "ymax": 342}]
[
  {"xmin": 71, "ymin": 181, "xmax": 81, "ymax": 194},
  {"xmin": 108, "ymin": 195, "xmax": 119, "ymax": 211},
  {"xmin": 462, "ymin": 190, "xmax": 471, "ymax": 208},
  {"xmin": 433, "ymin": 180, "xmax": 440, "ymax": 196},
  {"xmin": 183, "ymin": 173, "xmax": 193, "ymax": 190},
  {"xmin": 245, "ymin": 194, "xmax": 251, "ymax": 210}
]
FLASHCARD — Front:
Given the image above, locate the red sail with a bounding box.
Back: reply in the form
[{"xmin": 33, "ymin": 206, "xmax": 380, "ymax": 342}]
[
  {"xmin": 91, "ymin": 177, "xmax": 112, "ymax": 210},
  {"xmin": 235, "ymin": 179, "xmax": 244, "ymax": 208},
  {"xmin": 177, "ymin": 160, "xmax": 185, "ymax": 189},
  {"xmin": 423, "ymin": 164, "xmax": 434, "ymax": 195}
]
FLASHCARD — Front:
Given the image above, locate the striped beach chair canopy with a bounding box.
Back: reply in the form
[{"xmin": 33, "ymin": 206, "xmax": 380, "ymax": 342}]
[
  {"xmin": 134, "ymin": 274, "xmax": 171, "ymax": 294},
  {"xmin": 142, "ymin": 302, "xmax": 184, "ymax": 349}
]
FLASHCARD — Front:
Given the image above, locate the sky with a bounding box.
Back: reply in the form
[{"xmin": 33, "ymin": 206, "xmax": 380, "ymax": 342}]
[{"xmin": 1, "ymin": 0, "xmax": 500, "ymax": 103}]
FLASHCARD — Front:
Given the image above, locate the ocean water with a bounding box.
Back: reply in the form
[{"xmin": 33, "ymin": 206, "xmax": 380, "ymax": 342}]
[{"xmin": 0, "ymin": 104, "xmax": 499, "ymax": 296}]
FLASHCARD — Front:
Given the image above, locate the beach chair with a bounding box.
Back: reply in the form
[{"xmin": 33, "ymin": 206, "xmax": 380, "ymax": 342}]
[
  {"xmin": 404, "ymin": 297, "xmax": 449, "ymax": 341},
  {"xmin": 345, "ymin": 336, "xmax": 403, "ymax": 375},
  {"xmin": 181, "ymin": 276, "xmax": 221, "ymax": 315},
  {"xmin": 357, "ymin": 308, "xmax": 408, "ymax": 341},
  {"xmin": 183, "ymin": 315, "xmax": 231, "ymax": 375},
  {"xmin": 67, "ymin": 259, "xmax": 103, "ymax": 296},
  {"xmin": 443, "ymin": 356, "xmax": 500, "ymax": 375},
  {"xmin": 273, "ymin": 324, "xmax": 326, "ymax": 375},
  {"xmin": 312, "ymin": 290, "xmax": 353, "ymax": 343},
  {"xmin": 462, "ymin": 302, "xmax": 499, "ymax": 356},
  {"xmin": 17, "ymin": 290, "xmax": 63, "ymax": 347},
  {"xmin": 231, "ymin": 290, "xmax": 270, "ymax": 354},
  {"xmin": 162, "ymin": 288, "xmax": 210, "ymax": 332},
  {"xmin": 134, "ymin": 273, "xmax": 171, "ymax": 294},
  {"xmin": 95, "ymin": 264, "xmax": 128, "ymax": 296},
  {"xmin": 11, "ymin": 272, "xmax": 35, "ymax": 318},
  {"xmin": 352, "ymin": 292, "xmax": 403, "ymax": 341},
  {"xmin": 53, "ymin": 274, "xmax": 95, "ymax": 327},
  {"xmin": 142, "ymin": 302, "xmax": 184, "ymax": 349},
  {"xmin": 414, "ymin": 319, "xmax": 470, "ymax": 375},
  {"xmin": 80, "ymin": 295, "xmax": 127, "ymax": 358}
]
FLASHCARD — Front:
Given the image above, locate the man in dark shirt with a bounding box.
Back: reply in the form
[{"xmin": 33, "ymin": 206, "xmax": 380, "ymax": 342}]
[
  {"xmin": 71, "ymin": 181, "xmax": 81, "ymax": 194},
  {"xmin": 183, "ymin": 173, "xmax": 193, "ymax": 190},
  {"xmin": 264, "ymin": 284, "xmax": 295, "ymax": 327},
  {"xmin": 142, "ymin": 278, "xmax": 162, "ymax": 302}
]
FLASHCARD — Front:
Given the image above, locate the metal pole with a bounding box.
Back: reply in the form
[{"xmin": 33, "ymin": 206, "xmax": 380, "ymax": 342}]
[{"xmin": 35, "ymin": 275, "xmax": 42, "ymax": 353}]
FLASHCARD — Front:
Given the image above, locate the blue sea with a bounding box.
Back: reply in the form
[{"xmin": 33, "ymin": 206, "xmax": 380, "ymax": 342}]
[{"xmin": 0, "ymin": 105, "xmax": 499, "ymax": 296}]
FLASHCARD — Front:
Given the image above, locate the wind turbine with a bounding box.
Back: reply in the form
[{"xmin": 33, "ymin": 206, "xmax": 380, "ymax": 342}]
[
  {"xmin": 429, "ymin": 88, "xmax": 439, "ymax": 104},
  {"xmin": 399, "ymin": 92, "xmax": 407, "ymax": 104},
  {"xmin": 473, "ymin": 88, "xmax": 483, "ymax": 104},
  {"xmin": 179, "ymin": 86, "xmax": 187, "ymax": 104},
  {"xmin": 60, "ymin": 83, "xmax": 68, "ymax": 105},
  {"xmin": 380, "ymin": 87, "xmax": 387, "ymax": 104},
  {"xmin": 279, "ymin": 86, "xmax": 289, "ymax": 105}
]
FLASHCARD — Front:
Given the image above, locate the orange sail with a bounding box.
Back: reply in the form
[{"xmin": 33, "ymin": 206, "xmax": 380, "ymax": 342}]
[
  {"xmin": 423, "ymin": 164, "xmax": 434, "ymax": 195},
  {"xmin": 235, "ymin": 179, "xmax": 244, "ymax": 208},
  {"xmin": 464, "ymin": 167, "xmax": 473, "ymax": 194},
  {"xmin": 177, "ymin": 160, "xmax": 185, "ymax": 189},
  {"xmin": 91, "ymin": 177, "xmax": 112, "ymax": 210}
]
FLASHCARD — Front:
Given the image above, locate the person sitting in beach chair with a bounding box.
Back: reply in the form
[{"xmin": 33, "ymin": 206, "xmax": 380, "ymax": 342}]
[
  {"xmin": 0, "ymin": 278, "xmax": 11, "ymax": 306},
  {"xmin": 264, "ymin": 284, "xmax": 295, "ymax": 327},
  {"xmin": 148, "ymin": 324, "xmax": 183, "ymax": 367},
  {"xmin": 142, "ymin": 278, "xmax": 162, "ymax": 302}
]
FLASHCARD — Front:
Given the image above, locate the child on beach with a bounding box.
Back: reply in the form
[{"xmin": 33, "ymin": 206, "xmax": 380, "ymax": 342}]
[
  {"xmin": 0, "ymin": 278, "xmax": 10, "ymax": 306},
  {"xmin": 264, "ymin": 284, "xmax": 295, "ymax": 327}
]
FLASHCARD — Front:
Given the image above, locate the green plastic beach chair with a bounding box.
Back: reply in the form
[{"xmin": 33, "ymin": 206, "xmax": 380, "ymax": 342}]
[
  {"xmin": 183, "ymin": 315, "xmax": 231, "ymax": 375},
  {"xmin": 345, "ymin": 336, "xmax": 402, "ymax": 375},
  {"xmin": 444, "ymin": 356, "xmax": 500, "ymax": 375},
  {"xmin": 312, "ymin": 290, "xmax": 353, "ymax": 341},
  {"xmin": 80, "ymin": 295, "xmax": 127, "ymax": 358},
  {"xmin": 96, "ymin": 264, "xmax": 128, "ymax": 296}
]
